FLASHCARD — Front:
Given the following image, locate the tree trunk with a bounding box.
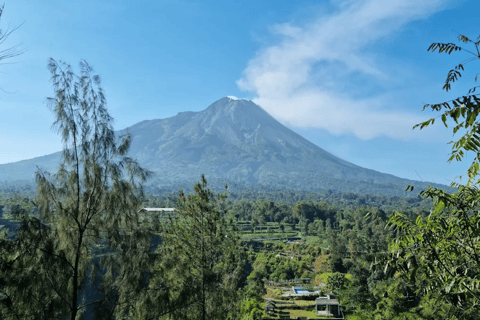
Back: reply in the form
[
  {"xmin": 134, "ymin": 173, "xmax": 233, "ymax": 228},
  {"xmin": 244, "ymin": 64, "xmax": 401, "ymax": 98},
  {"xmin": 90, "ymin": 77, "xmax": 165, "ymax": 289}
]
[{"xmin": 71, "ymin": 229, "xmax": 84, "ymax": 320}]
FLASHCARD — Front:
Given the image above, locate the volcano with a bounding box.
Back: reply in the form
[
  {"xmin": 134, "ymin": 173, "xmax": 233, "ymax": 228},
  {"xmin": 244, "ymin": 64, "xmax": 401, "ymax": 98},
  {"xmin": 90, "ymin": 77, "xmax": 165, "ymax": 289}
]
[{"xmin": 0, "ymin": 97, "xmax": 439, "ymax": 195}]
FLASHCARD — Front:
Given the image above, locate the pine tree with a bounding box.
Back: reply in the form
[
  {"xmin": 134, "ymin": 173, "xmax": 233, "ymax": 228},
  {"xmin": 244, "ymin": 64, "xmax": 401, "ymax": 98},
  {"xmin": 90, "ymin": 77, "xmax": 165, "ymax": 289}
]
[
  {"xmin": 0, "ymin": 59, "xmax": 155, "ymax": 319},
  {"xmin": 145, "ymin": 176, "xmax": 245, "ymax": 320}
]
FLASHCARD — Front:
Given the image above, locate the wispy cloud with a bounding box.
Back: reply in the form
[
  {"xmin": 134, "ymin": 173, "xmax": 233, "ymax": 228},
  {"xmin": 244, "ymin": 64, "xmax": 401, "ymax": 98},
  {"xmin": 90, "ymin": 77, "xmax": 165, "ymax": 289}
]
[{"xmin": 237, "ymin": 0, "xmax": 450, "ymax": 140}]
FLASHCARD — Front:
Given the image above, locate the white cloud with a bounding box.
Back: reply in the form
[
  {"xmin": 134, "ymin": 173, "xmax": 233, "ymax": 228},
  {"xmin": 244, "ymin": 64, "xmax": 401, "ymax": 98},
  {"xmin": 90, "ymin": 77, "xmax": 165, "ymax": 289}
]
[{"xmin": 237, "ymin": 0, "xmax": 450, "ymax": 140}]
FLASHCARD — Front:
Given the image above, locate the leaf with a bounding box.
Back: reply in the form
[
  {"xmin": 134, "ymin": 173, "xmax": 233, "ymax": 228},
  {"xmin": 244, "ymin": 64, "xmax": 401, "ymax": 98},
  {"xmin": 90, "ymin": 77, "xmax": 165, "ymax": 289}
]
[
  {"xmin": 445, "ymin": 279, "xmax": 455, "ymax": 293},
  {"xmin": 435, "ymin": 200, "xmax": 445, "ymax": 212},
  {"xmin": 458, "ymin": 35, "xmax": 470, "ymax": 43},
  {"xmin": 453, "ymin": 123, "xmax": 464, "ymax": 134},
  {"xmin": 441, "ymin": 114, "xmax": 448, "ymax": 127},
  {"xmin": 452, "ymin": 108, "xmax": 461, "ymax": 122},
  {"xmin": 416, "ymin": 215, "xmax": 422, "ymax": 226}
]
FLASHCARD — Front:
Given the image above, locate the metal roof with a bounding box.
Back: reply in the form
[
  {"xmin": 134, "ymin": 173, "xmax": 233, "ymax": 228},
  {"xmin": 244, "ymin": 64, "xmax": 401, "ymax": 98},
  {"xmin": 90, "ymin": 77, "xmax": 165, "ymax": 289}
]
[
  {"xmin": 140, "ymin": 208, "xmax": 175, "ymax": 212},
  {"xmin": 316, "ymin": 298, "xmax": 340, "ymax": 305}
]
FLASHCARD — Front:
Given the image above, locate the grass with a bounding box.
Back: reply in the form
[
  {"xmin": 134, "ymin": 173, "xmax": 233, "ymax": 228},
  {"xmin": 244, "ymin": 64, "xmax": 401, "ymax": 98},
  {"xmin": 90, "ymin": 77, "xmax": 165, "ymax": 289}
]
[
  {"xmin": 288, "ymin": 309, "xmax": 317, "ymax": 318},
  {"xmin": 293, "ymin": 300, "xmax": 316, "ymax": 307},
  {"xmin": 265, "ymin": 287, "xmax": 280, "ymax": 299},
  {"xmin": 274, "ymin": 300, "xmax": 315, "ymax": 307}
]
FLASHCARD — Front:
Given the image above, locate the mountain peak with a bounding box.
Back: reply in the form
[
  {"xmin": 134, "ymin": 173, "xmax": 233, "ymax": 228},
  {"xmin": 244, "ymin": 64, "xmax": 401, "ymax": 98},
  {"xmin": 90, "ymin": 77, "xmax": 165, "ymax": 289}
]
[
  {"xmin": 0, "ymin": 96, "xmax": 442, "ymax": 196},
  {"xmin": 224, "ymin": 96, "xmax": 250, "ymax": 102},
  {"xmin": 205, "ymin": 96, "xmax": 259, "ymax": 115}
]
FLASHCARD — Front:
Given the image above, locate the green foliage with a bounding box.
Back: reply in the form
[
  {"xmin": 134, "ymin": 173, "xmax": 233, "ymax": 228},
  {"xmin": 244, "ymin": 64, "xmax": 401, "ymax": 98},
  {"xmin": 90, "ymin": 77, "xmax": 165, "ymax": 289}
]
[
  {"xmin": 240, "ymin": 297, "xmax": 264, "ymax": 320},
  {"xmin": 387, "ymin": 185, "xmax": 480, "ymax": 317},
  {"xmin": 145, "ymin": 176, "xmax": 245, "ymax": 320},
  {"xmin": 371, "ymin": 279, "xmax": 422, "ymax": 320},
  {"xmin": 326, "ymin": 272, "xmax": 349, "ymax": 294},
  {"xmin": 340, "ymin": 263, "xmax": 377, "ymax": 314},
  {"xmin": 250, "ymin": 250, "xmax": 312, "ymax": 282},
  {"xmin": 385, "ymin": 33, "xmax": 480, "ymax": 319},
  {"xmin": 0, "ymin": 59, "xmax": 154, "ymax": 319},
  {"xmin": 413, "ymin": 34, "xmax": 480, "ymax": 185}
]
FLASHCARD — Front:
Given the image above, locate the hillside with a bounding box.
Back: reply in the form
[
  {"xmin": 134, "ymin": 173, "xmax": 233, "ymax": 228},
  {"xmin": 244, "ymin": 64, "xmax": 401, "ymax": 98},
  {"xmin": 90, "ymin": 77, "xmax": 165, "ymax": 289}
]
[{"xmin": 0, "ymin": 97, "xmax": 444, "ymax": 196}]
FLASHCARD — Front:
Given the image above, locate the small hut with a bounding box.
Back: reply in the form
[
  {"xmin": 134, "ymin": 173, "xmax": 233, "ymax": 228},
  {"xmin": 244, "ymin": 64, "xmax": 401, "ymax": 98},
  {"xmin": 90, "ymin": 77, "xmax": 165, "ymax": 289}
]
[{"xmin": 315, "ymin": 294, "xmax": 340, "ymax": 317}]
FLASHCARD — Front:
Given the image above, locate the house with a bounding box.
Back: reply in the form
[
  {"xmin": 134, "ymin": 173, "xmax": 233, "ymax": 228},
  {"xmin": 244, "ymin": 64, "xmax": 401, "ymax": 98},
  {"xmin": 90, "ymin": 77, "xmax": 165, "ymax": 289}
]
[{"xmin": 316, "ymin": 294, "xmax": 340, "ymax": 317}]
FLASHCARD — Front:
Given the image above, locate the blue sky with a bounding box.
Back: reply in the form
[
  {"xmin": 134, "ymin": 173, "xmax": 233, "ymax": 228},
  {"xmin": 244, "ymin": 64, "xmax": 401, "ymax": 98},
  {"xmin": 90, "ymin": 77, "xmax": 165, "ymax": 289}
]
[{"xmin": 0, "ymin": 0, "xmax": 478, "ymax": 185}]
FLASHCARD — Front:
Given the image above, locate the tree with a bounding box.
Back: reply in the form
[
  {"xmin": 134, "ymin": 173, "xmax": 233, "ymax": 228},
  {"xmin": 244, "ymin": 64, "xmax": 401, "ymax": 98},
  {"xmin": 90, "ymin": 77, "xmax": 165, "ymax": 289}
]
[
  {"xmin": 240, "ymin": 267, "xmax": 266, "ymax": 320},
  {"xmin": 387, "ymin": 188, "xmax": 480, "ymax": 318},
  {"xmin": 240, "ymin": 297, "xmax": 264, "ymax": 320},
  {"xmin": 0, "ymin": 59, "xmax": 154, "ymax": 320},
  {"xmin": 414, "ymin": 34, "xmax": 480, "ymax": 185},
  {"xmin": 326, "ymin": 272, "xmax": 348, "ymax": 295},
  {"xmin": 0, "ymin": 4, "xmax": 25, "ymax": 63},
  {"xmin": 145, "ymin": 176, "xmax": 245, "ymax": 320},
  {"xmin": 371, "ymin": 278, "xmax": 423, "ymax": 320},
  {"xmin": 385, "ymin": 34, "xmax": 480, "ymax": 319}
]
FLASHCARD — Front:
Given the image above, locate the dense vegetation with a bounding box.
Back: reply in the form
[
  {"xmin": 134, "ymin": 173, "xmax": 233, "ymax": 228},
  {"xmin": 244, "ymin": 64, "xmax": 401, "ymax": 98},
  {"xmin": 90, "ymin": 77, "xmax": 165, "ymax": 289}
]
[
  {"xmin": 0, "ymin": 182, "xmax": 430, "ymax": 319},
  {"xmin": 2, "ymin": 33, "xmax": 480, "ymax": 319}
]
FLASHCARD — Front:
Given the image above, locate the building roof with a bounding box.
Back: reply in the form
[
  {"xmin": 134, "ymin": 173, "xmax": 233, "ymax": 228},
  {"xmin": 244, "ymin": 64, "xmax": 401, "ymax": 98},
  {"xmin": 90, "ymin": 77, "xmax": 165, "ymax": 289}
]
[
  {"xmin": 316, "ymin": 297, "xmax": 340, "ymax": 305},
  {"xmin": 140, "ymin": 208, "xmax": 175, "ymax": 212}
]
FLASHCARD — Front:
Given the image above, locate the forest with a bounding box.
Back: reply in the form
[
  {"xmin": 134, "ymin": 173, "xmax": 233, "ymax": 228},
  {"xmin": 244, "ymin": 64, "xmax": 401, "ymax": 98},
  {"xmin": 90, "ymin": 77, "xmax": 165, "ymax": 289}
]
[
  {"xmin": 0, "ymin": 172, "xmax": 435, "ymax": 320},
  {"xmin": 2, "ymin": 33, "xmax": 480, "ymax": 320}
]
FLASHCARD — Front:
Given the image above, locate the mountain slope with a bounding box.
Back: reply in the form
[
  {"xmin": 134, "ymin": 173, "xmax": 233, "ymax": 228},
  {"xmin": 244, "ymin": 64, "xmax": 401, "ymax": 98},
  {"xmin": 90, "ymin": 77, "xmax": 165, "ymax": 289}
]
[{"xmin": 0, "ymin": 97, "xmax": 440, "ymax": 195}]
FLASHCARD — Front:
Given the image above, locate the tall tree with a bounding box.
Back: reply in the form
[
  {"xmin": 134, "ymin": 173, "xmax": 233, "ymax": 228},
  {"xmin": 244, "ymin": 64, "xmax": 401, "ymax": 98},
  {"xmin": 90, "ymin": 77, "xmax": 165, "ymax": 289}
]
[
  {"xmin": 145, "ymin": 176, "xmax": 245, "ymax": 320},
  {"xmin": 0, "ymin": 59, "xmax": 154, "ymax": 320}
]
